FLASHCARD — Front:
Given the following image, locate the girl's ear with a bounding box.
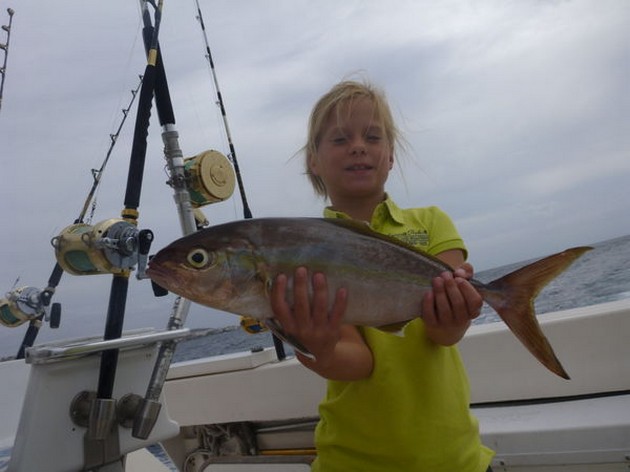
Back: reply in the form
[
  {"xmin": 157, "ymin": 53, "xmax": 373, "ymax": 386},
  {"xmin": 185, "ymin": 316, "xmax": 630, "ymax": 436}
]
[
  {"xmin": 308, "ymin": 153, "xmax": 319, "ymax": 176},
  {"xmin": 388, "ymin": 152, "xmax": 394, "ymax": 170}
]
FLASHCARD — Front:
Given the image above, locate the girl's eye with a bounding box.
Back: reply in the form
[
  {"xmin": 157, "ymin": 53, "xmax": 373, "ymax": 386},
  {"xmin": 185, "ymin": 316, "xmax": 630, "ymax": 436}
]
[
  {"xmin": 366, "ymin": 135, "xmax": 381, "ymax": 142},
  {"xmin": 186, "ymin": 248, "xmax": 215, "ymax": 269},
  {"xmin": 331, "ymin": 136, "xmax": 346, "ymax": 144}
]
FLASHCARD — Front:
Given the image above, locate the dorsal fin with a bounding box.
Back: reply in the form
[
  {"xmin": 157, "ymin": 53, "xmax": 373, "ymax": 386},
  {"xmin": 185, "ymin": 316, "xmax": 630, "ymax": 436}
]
[{"xmin": 322, "ymin": 218, "xmax": 451, "ymax": 270}]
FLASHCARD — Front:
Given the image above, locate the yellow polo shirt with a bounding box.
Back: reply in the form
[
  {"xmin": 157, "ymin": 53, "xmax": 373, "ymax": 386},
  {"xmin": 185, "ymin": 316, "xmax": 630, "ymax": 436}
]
[
  {"xmin": 312, "ymin": 197, "xmax": 494, "ymax": 471},
  {"xmin": 322, "ymin": 196, "xmax": 467, "ymax": 259}
]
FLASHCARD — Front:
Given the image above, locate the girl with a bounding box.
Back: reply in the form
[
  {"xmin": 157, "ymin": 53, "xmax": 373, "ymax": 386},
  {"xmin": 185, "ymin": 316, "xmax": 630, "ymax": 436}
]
[{"xmin": 270, "ymin": 80, "xmax": 494, "ymax": 471}]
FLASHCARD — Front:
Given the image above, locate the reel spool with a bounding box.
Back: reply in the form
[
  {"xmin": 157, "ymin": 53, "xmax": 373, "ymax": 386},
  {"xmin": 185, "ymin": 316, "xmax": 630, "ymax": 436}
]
[
  {"xmin": 51, "ymin": 219, "xmax": 140, "ymax": 276},
  {"xmin": 0, "ymin": 286, "xmax": 44, "ymax": 328},
  {"xmin": 184, "ymin": 150, "xmax": 236, "ymax": 207}
]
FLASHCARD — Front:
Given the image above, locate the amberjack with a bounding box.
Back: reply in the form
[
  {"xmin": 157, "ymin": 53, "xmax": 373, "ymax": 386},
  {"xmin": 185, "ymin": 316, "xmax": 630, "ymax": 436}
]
[{"xmin": 147, "ymin": 217, "xmax": 592, "ymax": 379}]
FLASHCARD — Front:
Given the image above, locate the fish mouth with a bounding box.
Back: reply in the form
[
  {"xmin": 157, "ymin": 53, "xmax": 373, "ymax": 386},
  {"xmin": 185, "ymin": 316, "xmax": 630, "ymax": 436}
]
[
  {"xmin": 144, "ymin": 262, "xmax": 175, "ymax": 297},
  {"xmin": 145, "ymin": 247, "xmax": 178, "ymax": 281},
  {"xmin": 145, "ymin": 261, "xmax": 169, "ymax": 285}
]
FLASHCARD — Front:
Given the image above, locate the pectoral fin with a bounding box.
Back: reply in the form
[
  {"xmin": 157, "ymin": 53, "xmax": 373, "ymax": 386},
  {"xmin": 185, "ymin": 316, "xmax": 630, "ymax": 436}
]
[
  {"xmin": 264, "ymin": 319, "xmax": 315, "ymax": 360},
  {"xmin": 254, "ymin": 260, "xmax": 274, "ymax": 298}
]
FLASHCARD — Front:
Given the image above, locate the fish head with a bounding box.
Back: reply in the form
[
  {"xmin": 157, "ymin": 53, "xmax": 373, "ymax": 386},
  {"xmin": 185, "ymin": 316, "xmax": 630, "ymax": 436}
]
[{"xmin": 146, "ymin": 229, "xmax": 263, "ymax": 312}]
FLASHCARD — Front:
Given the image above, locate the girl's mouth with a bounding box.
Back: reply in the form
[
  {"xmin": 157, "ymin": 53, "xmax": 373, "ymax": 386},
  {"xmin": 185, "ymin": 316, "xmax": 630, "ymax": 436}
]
[{"xmin": 345, "ymin": 164, "xmax": 373, "ymax": 171}]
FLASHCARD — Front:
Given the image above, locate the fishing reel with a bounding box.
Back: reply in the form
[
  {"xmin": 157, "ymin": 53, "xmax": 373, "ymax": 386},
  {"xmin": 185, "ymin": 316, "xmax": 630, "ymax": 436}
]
[
  {"xmin": 0, "ymin": 286, "xmax": 60, "ymax": 328},
  {"xmin": 51, "ymin": 219, "xmax": 154, "ymax": 277},
  {"xmin": 183, "ymin": 150, "xmax": 236, "ymax": 207}
]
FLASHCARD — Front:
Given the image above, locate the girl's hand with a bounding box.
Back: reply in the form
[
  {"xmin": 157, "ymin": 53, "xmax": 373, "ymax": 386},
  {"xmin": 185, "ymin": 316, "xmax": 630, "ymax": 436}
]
[
  {"xmin": 271, "ymin": 266, "xmax": 346, "ymax": 363},
  {"xmin": 270, "ymin": 267, "xmax": 373, "ymax": 380},
  {"xmin": 421, "ymin": 263, "xmax": 483, "ymax": 346}
]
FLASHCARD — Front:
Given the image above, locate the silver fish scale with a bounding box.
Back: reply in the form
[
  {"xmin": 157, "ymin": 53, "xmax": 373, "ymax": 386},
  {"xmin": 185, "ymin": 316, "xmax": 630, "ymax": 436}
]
[{"xmin": 195, "ymin": 218, "xmax": 450, "ymax": 326}]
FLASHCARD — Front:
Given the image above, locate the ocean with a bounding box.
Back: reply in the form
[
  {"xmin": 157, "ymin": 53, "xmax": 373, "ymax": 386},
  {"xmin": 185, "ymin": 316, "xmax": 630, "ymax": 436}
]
[{"xmin": 172, "ymin": 234, "xmax": 630, "ymax": 363}]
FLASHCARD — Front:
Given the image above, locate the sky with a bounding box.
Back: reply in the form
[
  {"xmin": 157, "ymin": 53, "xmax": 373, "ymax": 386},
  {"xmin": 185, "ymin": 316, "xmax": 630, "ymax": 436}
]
[{"xmin": 0, "ymin": 0, "xmax": 628, "ymax": 357}]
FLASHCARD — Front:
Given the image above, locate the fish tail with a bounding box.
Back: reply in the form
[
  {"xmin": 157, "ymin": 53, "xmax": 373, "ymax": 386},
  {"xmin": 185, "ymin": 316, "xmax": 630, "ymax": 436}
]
[{"xmin": 477, "ymin": 246, "xmax": 592, "ymax": 379}]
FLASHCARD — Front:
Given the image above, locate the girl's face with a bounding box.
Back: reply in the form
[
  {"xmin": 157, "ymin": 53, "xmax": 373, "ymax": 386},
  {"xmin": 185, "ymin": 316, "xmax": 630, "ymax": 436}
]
[{"xmin": 309, "ymin": 97, "xmax": 393, "ymax": 203}]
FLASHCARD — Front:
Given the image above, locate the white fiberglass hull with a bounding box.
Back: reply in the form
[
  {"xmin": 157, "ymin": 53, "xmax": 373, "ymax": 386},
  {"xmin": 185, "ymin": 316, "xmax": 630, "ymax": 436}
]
[
  {"xmin": 161, "ymin": 299, "xmax": 630, "ymax": 471},
  {"xmin": 1, "ymin": 299, "xmax": 629, "ymax": 471}
]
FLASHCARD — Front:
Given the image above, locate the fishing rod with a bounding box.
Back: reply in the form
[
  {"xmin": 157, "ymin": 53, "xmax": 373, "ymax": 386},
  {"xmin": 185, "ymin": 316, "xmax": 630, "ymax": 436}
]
[
  {"xmin": 80, "ymin": 76, "xmax": 144, "ymax": 224},
  {"xmin": 194, "ymin": 0, "xmax": 252, "ymax": 220},
  {"xmin": 85, "ymin": 1, "xmax": 166, "ymax": 447},
  {"xmin": 134, "ymin": 1, "xmax": 292, "ymax": 441},
  {"xmin": 0, "ymin": 7, "xmax": 15, "ymax": 114},
  {"xmin": 194, "ymin": 0, "xmax": 286, "ymax": 359},
  {"xmin": 2, "ymin": 77, "xmax": 143, "ymax": 359},
  {"xmin": 129, "ymin": 0, "xmax": 202, "ymax": 440}
]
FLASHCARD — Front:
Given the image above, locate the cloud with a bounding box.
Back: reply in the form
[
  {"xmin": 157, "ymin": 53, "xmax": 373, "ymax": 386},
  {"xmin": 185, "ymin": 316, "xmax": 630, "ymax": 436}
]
[{"xmin": 518, "ymin": 153, "xmax": 630, "ymax": 197}]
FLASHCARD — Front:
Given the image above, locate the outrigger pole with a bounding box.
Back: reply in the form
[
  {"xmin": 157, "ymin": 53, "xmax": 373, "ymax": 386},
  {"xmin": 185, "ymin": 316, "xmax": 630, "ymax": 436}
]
[{"xmin": 0, "ymin": 8, "xmax": 15, "ymax": 114}]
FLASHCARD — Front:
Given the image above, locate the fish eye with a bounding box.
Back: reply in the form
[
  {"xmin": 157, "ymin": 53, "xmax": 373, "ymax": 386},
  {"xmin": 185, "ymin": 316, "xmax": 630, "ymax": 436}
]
[{"xmin": 186, "ymin": 248, "xmax": 214, "ymax": 269}]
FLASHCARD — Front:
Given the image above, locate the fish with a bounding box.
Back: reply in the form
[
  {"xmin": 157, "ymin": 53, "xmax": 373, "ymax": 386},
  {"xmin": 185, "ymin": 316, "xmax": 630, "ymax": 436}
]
[{"xmin": 146, "ymin": 217, "xmax": 592, "ymax": 379}]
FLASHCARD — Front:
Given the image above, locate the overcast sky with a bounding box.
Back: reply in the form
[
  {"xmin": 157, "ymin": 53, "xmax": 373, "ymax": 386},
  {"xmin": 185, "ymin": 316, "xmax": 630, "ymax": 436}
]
[{"xmin": 0, "ymin": 1, "xmax": 628, "ymax": 357}]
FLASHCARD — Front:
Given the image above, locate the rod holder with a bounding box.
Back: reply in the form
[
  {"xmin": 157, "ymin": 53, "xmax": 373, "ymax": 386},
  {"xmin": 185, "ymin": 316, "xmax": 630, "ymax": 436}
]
[
  {"xmin": 87, "ymin": 398, "xmax": 118, "ymax": 440},
  {"xmin": 132, "ymin": 398, "xmax": 162, "ymax": 439}
]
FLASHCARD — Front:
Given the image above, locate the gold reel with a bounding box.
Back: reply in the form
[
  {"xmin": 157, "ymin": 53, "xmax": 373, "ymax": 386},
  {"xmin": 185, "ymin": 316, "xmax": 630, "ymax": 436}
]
[
  {"xmin": 51, "ymin": 219, "xmax": 138, "ymax": 276},
  {"xmin": 0, "ymin": 286, "xmax": 42, "ymax": 328},
  {"xmin": 184, "ymin": 150, "xmax": 236, "ymax": 207}
]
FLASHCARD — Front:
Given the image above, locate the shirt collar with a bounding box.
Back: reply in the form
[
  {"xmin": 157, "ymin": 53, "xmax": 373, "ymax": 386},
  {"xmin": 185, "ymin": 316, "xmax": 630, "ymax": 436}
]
[{"xmin": 323, "ymin": 194, "xmax": 406, "ymax": 226}]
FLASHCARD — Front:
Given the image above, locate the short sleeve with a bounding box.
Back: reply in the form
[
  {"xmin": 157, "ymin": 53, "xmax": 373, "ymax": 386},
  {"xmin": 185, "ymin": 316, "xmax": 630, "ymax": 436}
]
[{"xmin": 423, "ymin": 206, "xmax": 467, "ymax": 259}]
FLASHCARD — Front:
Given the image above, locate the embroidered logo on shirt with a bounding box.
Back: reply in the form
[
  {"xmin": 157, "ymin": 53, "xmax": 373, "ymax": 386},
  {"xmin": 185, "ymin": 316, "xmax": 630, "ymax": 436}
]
[{"xmin": 391, "ymin": 230, "xmax": 429, "ymax": 247}]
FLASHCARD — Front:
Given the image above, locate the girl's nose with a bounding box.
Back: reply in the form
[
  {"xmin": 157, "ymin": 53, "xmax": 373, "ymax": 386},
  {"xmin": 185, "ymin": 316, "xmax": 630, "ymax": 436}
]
[{"xmin": 350, "ymin": 137, "xmax": 367, "ymax": 155}]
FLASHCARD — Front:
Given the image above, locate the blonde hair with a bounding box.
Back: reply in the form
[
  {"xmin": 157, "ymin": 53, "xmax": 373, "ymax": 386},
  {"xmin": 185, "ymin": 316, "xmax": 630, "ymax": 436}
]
[{"xmin": 305, "ymin": 80, "xmax": 403, "ymax": 198}]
